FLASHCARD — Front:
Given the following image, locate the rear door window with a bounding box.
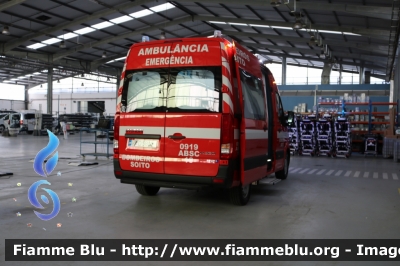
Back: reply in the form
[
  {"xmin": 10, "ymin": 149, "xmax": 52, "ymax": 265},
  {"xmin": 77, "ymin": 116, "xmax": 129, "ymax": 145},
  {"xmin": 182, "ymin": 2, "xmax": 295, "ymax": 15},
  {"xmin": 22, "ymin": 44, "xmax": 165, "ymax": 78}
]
[
  {"xmin": 122, "ymin": 67, "xmax": 222, "ymax": 113},
  {"xmin": 24, "ymin": 114, "xmax": 35, "ymax": 119}
]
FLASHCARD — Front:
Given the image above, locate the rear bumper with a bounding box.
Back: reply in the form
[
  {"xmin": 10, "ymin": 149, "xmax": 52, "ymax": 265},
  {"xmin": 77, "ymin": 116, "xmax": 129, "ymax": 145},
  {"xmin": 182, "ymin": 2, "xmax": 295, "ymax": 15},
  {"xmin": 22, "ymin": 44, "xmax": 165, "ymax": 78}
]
[{"xmin": 114, "ymin": 159, "xmax": 235, "ymax": 189}]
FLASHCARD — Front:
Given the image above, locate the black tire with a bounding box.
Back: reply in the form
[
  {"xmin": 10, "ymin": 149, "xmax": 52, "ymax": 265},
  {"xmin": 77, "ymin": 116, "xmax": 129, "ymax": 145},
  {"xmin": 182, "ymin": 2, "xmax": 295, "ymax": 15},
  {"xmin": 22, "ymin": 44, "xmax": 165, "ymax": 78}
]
[
  {"xmin": 135, "ymin": 185, "xmax": 160, "ymax": 196},
  {"xmin": 0, "ymin": 125, "xmax": 4, "ymax": 133},
  {"xmin": 27, "ymin": 131, "xmax": 33, "ymax": 135},
  {"xmin": 276, "ymin": 152, "xmax": 290, "ymax": 180},
  {"xmin": 229, "ymin": 184, "xmax": 251, "ymax": 206}
]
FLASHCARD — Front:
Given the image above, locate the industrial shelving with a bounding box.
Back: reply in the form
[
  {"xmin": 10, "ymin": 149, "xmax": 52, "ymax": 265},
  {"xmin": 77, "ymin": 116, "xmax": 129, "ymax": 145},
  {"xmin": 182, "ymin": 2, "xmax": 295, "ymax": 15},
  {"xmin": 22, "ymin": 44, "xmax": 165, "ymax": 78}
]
[{"xmin": 79, "ymin": 128, "xmax": 112, "ymax": 159}]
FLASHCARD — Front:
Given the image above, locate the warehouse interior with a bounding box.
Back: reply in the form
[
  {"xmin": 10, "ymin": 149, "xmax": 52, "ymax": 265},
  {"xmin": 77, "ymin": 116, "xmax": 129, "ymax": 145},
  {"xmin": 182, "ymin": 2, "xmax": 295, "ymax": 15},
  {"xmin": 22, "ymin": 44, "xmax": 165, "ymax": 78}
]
[{"xmin": 1, "ymin": 0, "xmax": 400, "ymax": 265}]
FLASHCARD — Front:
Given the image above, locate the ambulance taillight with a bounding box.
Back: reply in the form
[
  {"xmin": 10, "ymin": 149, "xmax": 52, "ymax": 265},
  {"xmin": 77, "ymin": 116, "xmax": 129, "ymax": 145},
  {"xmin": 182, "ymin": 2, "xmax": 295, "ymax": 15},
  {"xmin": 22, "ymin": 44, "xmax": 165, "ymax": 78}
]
[
  {"xmin": 113, "ymin": 114, "xmax": 120, "ymax": 158},
  {"xmin": 221, "ymin": 114, "xmax": 233, "ymax": 159}
]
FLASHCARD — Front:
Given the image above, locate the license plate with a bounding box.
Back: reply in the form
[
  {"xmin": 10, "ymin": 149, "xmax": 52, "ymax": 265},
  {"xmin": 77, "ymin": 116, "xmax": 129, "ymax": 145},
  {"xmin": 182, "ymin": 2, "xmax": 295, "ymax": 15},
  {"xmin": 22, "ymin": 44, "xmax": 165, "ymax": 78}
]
[{"xmin": 127, "ymin": 139, "xmax": 159, "ymax": 150}]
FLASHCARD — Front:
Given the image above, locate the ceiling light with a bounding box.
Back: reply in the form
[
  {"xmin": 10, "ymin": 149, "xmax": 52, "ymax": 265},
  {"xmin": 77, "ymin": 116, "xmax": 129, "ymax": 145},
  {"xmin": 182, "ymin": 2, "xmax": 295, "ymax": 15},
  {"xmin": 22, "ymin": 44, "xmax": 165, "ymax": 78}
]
[
  {"xmin": 293, "ymin": 19, "xmax": 302, "ymax": 29},
  {"xmin": 2, "ymin": 25, "xmax": 10, "ymax": 35},
  {"xmin": 130, "ymin": 9, "xmax": 153, "ymax": 19},
  {"xmin": 209, "ymin": 21, "xmax": 227, "ymax": 24},
  {"xmin": 58, "ymin": 32, "xmax": 78, "ymax": 40},
  {"xmin": 150, "ymin": 3, "xmax": 175, "ymax": 13},
  {"xmin": 102, "ymin": 51, "xmax": 107, "ymax": 58},
  {"xmin": 92, "ymin": 21, "xmax": 113, "ymax": 30},
  {"xmin": 27, "ymin": 43, "xmax": 47, "ymax": 50},
  {"xmin": 74, "ymin": 27, "xmax": 96, "ymax": 35},
  {"xmin": 270, "ymin": 0, "xmax": 282, "ymax": 6},
  {"xmin": 110, "ymin": 15, "xmax": 133, "ymax": 24},
  {"xmin": 59, "ymin": 40, "xmax": 66, "ymax": 48},
  {"xmin": 43, "ymin": 38, "xmax": 61, "ymax": 45}
]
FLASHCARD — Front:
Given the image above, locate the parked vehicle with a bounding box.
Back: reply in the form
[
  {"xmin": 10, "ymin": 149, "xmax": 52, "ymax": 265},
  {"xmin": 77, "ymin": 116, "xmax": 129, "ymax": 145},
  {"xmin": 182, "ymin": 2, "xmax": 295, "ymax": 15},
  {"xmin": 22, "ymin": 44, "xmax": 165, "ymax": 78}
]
[
  {"xmin": 2, "ymin": 113, "xmax": 21, "ymax": 131},
  {"xmin": 0, "ymin": 113, "xmax": 8, "ymax": 133},
  {"xmin": 113, "ymin": 32, "xmax": 292, "ymax": 205},
  {"xmin": 1, "ymin": 111, "xmax": 36, "ymax": 134}
]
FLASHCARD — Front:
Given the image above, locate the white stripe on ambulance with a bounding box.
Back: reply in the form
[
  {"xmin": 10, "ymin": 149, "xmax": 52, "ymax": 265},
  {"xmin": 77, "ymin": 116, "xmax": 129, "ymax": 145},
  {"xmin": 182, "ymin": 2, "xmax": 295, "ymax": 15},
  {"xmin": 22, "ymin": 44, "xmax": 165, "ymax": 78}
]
[
  {"xmin": 223, "ymin": 93, "xmax": 233, "ymax": 111},
  {"xmin": 165, "ymin": 127, "xmax": 220, "ymax": 139}
]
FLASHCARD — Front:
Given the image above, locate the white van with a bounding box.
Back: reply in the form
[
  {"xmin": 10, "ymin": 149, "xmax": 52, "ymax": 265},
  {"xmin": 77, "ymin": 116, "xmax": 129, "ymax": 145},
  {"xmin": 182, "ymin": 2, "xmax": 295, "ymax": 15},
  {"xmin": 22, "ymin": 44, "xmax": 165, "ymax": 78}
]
[{"xmin": 1, "ymin": 112, "xmax": 36, "ymax": 134}]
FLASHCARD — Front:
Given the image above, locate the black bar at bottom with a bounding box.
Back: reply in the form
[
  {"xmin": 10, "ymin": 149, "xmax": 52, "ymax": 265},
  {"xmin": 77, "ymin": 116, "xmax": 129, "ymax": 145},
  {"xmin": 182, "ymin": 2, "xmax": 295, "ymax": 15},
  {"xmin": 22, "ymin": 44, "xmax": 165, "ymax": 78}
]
[{"xmin": 5, "ymin": 239, "xmax": 400, "ymax": 261}]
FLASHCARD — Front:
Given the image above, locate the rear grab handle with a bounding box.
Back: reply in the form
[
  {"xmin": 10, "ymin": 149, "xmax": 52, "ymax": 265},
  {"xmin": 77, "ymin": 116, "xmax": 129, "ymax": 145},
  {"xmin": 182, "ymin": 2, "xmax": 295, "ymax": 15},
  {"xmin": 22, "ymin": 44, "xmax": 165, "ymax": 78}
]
[{"xmin": 168, "ymin": 135, "xmax": 186, "ymax": 140}]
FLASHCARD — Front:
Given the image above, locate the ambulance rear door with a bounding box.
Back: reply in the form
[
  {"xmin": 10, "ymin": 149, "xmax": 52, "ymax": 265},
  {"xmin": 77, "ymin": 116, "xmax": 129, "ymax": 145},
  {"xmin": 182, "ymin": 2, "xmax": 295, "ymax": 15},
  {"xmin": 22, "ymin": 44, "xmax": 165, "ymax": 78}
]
[
  {"xmin": 163, "ymin": 40, "xmax": 223, "ymax": 177},
  {"xmin": 118, "ymin": 42, "xmax": 176, "ymax": 174},
  {"xmin": 232, "ymin": 41, "xmax": 269, "ymax": 186}
]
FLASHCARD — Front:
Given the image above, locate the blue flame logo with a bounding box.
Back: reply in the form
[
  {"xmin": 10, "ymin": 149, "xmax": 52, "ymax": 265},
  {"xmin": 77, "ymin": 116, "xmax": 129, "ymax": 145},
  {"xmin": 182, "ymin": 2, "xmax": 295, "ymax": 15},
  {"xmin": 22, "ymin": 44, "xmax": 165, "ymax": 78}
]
[
  {"xmin": 28, "ymin": 180, "xmax": 60, "ymax": 221},
  {"xmin": 33, "ymin": 130, "xmax": 59, "ymax": 177},
  {"xmin": 29, "ymin": 130, "xmax": 61, "ymax": 221}
]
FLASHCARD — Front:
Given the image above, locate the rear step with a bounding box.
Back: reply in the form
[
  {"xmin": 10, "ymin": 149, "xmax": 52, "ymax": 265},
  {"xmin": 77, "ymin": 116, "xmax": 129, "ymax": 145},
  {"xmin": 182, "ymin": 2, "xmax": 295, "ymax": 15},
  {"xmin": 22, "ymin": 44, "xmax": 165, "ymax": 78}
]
[
  {"xmin": 253, "ymin": 176, "xmax": 282, "ymax": 186},
  {"xmin": 121, "ymin": 179, "xmax": 211, "ymax": 190}
]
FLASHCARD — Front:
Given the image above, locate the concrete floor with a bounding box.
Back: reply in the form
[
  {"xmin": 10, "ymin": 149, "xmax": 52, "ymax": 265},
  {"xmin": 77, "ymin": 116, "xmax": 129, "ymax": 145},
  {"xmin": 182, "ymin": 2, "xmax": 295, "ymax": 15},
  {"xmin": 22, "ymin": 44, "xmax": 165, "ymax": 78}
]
[{"xmin": 1, "ymin": 133, "xmax": 400, "ymax": 266}]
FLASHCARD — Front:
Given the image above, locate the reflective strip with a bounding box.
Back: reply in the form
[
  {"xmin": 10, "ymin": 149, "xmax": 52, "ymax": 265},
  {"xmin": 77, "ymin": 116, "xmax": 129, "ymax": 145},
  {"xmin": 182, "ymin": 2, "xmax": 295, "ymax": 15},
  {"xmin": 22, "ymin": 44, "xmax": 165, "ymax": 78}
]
[
  {"xmin": 119, "ymin": 80, "xmax": 124, "ymax": 89},
  {"xmin": 166, "ymin": 127, "xmax": 220, "ymax": 139},
  {"xmin": 278, "ymin": 132, "xmax": 289, "ymax": 138},
  {"xmin": 119, "ymin": 126, "xmax": 164, "ymax": 136},
  {"xmin": 245, "ymin": 129, "xmax": 268, "ymax": 140},
  {"xmin": 122, "ymin": 64, "xmax": 126, "ymax": 73},
  {"xmin": 222, "ymin": 57, "xmax": 231, "ymax": 76},
  {"xmin": 220, "ymin": 42, "xmax": 226, "ymax": 51},
  {"xmin": 117, "ymin": 95, "xmax": 122, "ymax": 105},
  {"xmin": 223, "ymin": 93, "xmax": 233, "ymax": 112},
  {"xmin": 222, "ymin": 75, "xmax": 232, "ymax": 94},
  {"xmin": 234, "ymin": 129, "xmax": 239, "ymax": 140}
]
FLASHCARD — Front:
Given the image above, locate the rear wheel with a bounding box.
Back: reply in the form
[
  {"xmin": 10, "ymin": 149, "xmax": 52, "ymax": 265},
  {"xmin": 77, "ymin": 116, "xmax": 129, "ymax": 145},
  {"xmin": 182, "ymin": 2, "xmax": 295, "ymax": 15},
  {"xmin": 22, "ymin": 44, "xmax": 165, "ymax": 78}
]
[
  {"xmin": 135, "ymin": 185, "xmax": 160, "ymax": 196},
  {"xmin": 276, "ymin": 152, "xmax": 290, "ymax": 180},
  {"xmin": 0, "ymin": 125, "xmax": 4, "ymax": 133},
  {"xmin": 27, "ymin": 131, "xmax": 33, "ymax": 135},
  {"xmin": 229, "ymin": 184, "xmax": 251, "ymax": 206}
]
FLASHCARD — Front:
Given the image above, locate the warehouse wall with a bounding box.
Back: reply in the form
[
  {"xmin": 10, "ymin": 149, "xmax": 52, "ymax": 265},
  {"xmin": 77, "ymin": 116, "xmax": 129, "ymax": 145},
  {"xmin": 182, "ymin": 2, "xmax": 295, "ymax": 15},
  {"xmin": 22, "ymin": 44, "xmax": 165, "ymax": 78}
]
[
  {"xmin": 28, "ymin": 92, "xmax": 117, "ymax": 115},
  {"xmin": 0, "ymin": 99, "xmax": 26, "ymax": 111},
  {"xmin": 278, "ymin": 84, "xmax": 390, "ymax": 112}
]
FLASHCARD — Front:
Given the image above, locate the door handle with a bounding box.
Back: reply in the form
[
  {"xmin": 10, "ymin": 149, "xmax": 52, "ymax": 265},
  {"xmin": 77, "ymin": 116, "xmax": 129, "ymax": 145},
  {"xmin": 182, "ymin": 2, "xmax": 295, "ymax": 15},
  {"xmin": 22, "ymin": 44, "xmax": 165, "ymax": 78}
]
[{"xmin": 168, "ymin": 135, "xmax": 186, "ymax": 140}]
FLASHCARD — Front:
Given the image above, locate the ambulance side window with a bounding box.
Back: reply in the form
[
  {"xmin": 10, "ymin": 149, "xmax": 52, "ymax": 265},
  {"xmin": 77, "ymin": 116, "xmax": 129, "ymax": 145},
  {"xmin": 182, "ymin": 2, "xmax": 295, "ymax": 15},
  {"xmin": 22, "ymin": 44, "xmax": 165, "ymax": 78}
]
[
  {"xmin": 240, "ymin": 69, "xmax": 265, "ymax": 120},
  {"xmin": 275, "ymin": 93, "xmax": 284, "ymax": 119}
]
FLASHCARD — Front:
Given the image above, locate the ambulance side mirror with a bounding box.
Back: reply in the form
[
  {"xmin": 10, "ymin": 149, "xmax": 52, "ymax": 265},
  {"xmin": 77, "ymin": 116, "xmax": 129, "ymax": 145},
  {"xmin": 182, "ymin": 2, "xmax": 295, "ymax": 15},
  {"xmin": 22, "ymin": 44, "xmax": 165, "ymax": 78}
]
[{"xmin": 285, "ymin": 111, "xmax": 295, "ymax": 126}]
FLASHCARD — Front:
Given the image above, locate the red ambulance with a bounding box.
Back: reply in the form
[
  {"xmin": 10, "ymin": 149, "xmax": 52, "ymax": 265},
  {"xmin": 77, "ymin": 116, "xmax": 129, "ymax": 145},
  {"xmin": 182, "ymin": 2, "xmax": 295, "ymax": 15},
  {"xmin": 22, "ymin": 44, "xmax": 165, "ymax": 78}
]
[{"xmin": 113, "ymin": 32, "xmax": 292, "ymax": 205}]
